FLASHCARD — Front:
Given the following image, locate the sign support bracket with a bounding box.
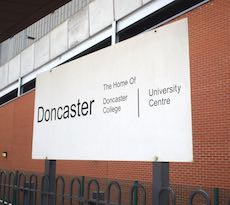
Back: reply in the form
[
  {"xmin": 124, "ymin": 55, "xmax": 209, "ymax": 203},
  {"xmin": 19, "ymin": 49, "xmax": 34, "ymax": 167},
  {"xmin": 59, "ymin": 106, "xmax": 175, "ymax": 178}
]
[
  {"xmin": 152, "ymin": 162, "xmax": 169, "ymax": 205},
  {"xmin": 44, "ymin": 159, "xmax": 56, "ymax": 205}
]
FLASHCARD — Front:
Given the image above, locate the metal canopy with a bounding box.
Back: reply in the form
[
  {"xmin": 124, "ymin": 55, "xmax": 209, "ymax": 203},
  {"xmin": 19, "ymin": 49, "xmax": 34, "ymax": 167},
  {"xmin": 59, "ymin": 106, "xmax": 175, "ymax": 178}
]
[{"xmin": 0, "ymin": 0, "xmax": 71, "ymax": 43}]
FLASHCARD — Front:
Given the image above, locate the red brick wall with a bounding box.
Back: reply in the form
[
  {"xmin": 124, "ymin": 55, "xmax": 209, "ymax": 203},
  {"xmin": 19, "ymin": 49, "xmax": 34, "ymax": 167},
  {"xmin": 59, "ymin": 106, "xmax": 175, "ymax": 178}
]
[
  {"xmin": 0, "ymin": 0, "xmax": 229, "ymax": 190},
  {"xmin": 170, "ymin": 0, "xmax": 230, "ymax": 189},
  {"xmin": 0, "ymin": 91, "xmax": 44, "ymax": 172}
]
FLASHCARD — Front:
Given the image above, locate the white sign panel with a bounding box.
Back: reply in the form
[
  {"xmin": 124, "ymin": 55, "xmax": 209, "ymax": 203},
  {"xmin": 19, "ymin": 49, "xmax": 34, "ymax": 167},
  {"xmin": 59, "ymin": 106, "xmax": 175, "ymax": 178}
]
[{"xmin": 32, "ymin": 18, "xmax": 193, "ymax": 162}]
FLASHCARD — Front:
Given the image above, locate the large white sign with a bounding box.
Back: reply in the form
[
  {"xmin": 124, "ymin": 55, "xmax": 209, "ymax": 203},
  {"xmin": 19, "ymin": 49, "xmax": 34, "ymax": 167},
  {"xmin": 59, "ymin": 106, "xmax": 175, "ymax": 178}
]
[{"xmin": 32, "ymin": 18, "xmax": 193, "ymax": 162}]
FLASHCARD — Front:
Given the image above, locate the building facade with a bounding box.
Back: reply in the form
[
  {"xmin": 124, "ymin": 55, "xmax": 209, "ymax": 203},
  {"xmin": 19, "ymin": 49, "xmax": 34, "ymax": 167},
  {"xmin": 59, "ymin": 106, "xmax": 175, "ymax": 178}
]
[{"xmin": 0, "ymin": 0, "xmax": 229, "ymax": 204}]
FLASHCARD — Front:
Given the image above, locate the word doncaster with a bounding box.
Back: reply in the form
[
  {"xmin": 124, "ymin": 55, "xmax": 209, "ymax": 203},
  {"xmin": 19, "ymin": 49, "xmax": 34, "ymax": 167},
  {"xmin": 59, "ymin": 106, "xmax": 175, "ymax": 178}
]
[{"xmin": 37, "ymin": 99, "xmax": 95, "ymax": 122}]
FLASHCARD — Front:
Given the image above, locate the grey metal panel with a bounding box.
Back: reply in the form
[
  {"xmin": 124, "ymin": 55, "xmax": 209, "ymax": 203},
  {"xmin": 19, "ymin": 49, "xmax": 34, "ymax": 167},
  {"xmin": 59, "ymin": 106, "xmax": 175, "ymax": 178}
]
[
  {"xmin": 50, "ymin": 13, "xmax": 54, "ymax": 29},
  {"xmin": 0, "ymin": 63, "xmax": 9, "ymax": 89},
  {"xmin": 14, "ymin": 33, "xmax": 19, "ymax": 54},
  {"xmin": 34, "ymin": 34, "xmax": 50, "ymax": 68},
  {"xmin": 57, "ymin": 8, "xmax": 61, "ymax": 25},
  {"xmin": 65, "ymin": 3, "xmax": 69, "ymax": 19},
  {"xmin": 0, "ymin": 45, "xmax": 1, "ymax": 65},
  {"xmin": 8, "ymin": 55, "xmax": 20, "ymax": 84},
  {"xmin": 114, "ymin": 0, "xmax": 142, "ymax": 20},
  {"xmin": 8, "ymin": 38, "xmax": 15, "ymax": 60},
  {"xmin": 68, "ymin": 6, "xmax": 89, "ymax": 48},
  {"xmin": 0, "ymin": 0, "xmax": 92, "ymax": 67},
  {"xmin": 20, "ymin": 44, "xmax": 35, "ymax": 76},
  {"xmin": 0, "ymin": 40, "xmax": 10, "ymax": 63},
  {"xmin": 45, "ymin": 16, "xmax": 48, "ymax": 34},
  {"xmin": 89, "ymin": 0, "xmax": 114, "ymax": 36},
  {"xmin": 69, "ymin": 1, "xmax": 74, "ymax": 17},
  {"xmin": 50, "ymin": 21, "xmax": 68, "ymax": 59},
  {"xmin": 54, "ymin": 9, "xmax": 59, "ymax": 27},
  {"xmin": 143, "ymin": 0, "xmax": 152, "ymax": 4},
  {"xmin": 38, "ymin": 20, "xmax": 41, "ymax": 39}
]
